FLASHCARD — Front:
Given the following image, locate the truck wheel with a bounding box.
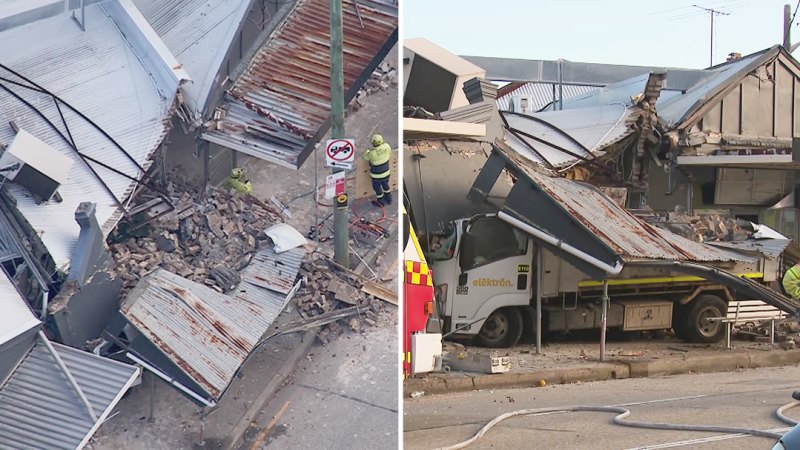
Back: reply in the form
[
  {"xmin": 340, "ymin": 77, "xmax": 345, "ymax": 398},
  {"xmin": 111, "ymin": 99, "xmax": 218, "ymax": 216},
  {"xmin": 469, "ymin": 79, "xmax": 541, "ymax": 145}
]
[
  {"xmin": 672, "ymin": 302, "xmax": 689, "ymax": 340},
  {"xmin": 681, "ymin": 295, "xmax": 727, "ymax": 343},
  {"xmin": 475, "ymin": 307, "xmax": 523, "ymax": 348}
]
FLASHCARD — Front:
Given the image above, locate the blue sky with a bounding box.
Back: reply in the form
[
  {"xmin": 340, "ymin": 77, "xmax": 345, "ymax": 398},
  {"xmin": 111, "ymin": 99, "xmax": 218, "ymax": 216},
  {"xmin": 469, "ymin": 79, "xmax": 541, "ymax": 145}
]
[{"xmin": 403, "ymin": 0, "xmax": 798, "ymax": 69}]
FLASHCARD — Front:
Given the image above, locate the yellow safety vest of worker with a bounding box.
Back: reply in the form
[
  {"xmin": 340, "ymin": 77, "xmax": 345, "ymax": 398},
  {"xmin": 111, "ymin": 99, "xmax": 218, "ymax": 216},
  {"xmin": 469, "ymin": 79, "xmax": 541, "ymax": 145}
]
[
  {"xmin": 782, "ymin": 264, "xmax": 800, "ymax": 301},
  {"xmin": 364, "ymin": 138, "xmax": 392, "ymax": 179}
]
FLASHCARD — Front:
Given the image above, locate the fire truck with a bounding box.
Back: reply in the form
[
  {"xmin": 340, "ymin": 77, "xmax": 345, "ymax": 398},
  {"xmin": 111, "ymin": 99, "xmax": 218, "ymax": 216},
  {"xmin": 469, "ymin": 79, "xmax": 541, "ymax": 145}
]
[{"xmin": 402, "ymin": 204, "xmax": 442, "ymax": 378}]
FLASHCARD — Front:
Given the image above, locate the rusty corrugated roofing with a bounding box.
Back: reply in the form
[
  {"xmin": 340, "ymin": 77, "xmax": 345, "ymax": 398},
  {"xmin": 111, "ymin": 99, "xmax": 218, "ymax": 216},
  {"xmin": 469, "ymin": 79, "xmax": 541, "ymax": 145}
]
[
  {"xmin": 203, "ymin": 0, "xmax": 397, "ymax": 169},
  {"xmin": 241, "ymin": 247, "xmax": 304, "ymax": 295},
  {"xmin": 121, "ymin": 262, "xmax": 302, "ymax": 400},
  {"xmin": 496, "ymin": 144, "xmax": 753, "ymax": 263}
]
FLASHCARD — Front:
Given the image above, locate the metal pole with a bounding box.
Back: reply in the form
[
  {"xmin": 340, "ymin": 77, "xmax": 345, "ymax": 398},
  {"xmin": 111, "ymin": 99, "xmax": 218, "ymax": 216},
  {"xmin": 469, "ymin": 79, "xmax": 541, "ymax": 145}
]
[
  {"xmin": 330, "ymin": 0, "xmax": 349, "ymax": 267},
  {"xmin": 600, "ymin": 280, "xmax": 609, "ymax": 362},
  {"xmin": 314, "ymin": 144, "xmax": 320, "ymax": 242},
  {"xmin": 535, "ymin": 245, "xmax": 543, "ymax": 354},
  {"xmin": 785, "ymin": 4, "xmax": 792, "ymax": 49},
  {"xmin": 710, "ymin": 12, "xmax": 714, "ymax": 66},
  {"xmin": 557, "ymin": 59, "xmax": 564, "ymax": 111}
]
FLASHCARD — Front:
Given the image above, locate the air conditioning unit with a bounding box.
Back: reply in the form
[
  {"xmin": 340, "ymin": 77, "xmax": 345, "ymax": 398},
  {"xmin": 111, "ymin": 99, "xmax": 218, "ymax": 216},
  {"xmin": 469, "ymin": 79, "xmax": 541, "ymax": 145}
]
[{"xmin": 0, "ymin": 129, "xmax": 74, "ymax": 201}]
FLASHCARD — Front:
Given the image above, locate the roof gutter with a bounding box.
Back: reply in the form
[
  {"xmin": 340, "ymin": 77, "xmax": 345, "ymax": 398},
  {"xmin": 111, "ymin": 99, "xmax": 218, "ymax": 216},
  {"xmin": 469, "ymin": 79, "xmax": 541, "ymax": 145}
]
[
  {"xmin": 126, "ymin": 352, "xmax": 217, "ymax": 408},
  {"xmin": 498, "ymin": 211, "xmax": 624, "ymax": 275}
]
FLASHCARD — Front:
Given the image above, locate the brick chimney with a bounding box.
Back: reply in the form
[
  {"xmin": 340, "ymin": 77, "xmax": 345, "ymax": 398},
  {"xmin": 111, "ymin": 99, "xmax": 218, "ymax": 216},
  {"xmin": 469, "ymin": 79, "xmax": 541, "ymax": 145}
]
[{"xmin": 727, "ymin": 52, "xmax": 742, "ymax": 62}]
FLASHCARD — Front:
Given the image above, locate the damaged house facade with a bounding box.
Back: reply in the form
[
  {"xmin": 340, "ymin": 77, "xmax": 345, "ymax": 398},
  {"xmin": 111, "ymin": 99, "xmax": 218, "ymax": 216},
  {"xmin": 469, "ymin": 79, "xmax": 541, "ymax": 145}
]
[{"xmin": 404, "ymin": 40, "xmax": 800, "ymax": 246}]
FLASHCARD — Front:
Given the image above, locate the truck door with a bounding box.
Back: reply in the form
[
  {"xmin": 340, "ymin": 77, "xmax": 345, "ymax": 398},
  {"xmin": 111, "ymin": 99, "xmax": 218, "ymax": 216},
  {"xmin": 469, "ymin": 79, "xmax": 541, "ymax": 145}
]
[{"xmin": 451, "ymin": 216, "xmax": 532, "ymax": 334}]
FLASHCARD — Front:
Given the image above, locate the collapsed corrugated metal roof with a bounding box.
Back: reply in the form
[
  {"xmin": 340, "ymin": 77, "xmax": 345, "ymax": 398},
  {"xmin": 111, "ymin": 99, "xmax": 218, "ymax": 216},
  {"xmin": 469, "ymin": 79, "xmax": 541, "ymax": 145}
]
[
  {"xmin": 202, "ymin": 0, "xmax": 397, "ymax": 169},
  {"xmin": 468, "ymin": 143, "xmax": 754, "ymax": 279},
  {"xmin": 544, "ymin": 47, "xmax": 776, "ymax": 130},
  {"xmin": 120, "ymin": 249, "xmax": 303, "ymax": 403},
  {"xmin": 0, "ymin": 1, "xmax": 188, "ymax": 271},
  {"xmin": 501, "ymin": 105, "xmax": 639, "ymax": 168},
  {"xmin": 0, "ymin": 338, "xmax": 141, "ymax": 450},
  {"xmin": 132, "ymin": 0, "xmax": 252, "ymax": 120}
]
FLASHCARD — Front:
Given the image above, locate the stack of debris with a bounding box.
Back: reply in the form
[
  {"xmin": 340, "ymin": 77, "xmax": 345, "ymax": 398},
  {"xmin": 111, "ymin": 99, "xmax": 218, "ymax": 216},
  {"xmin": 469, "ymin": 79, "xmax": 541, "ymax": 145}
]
[
  {"xmin": 349, "ymin": 61, "xmax": 397, "ymax": 112},
  {"xmin": 647, "ymin": 211, "xmax": 752, "ymax": 243},
  {"xmin": 109, "ymin": 186, "xmax": 283, "ymax": 294},
  {"xmin": 294, "ymin": 253, "xmax": 392, "ymax": 343}
]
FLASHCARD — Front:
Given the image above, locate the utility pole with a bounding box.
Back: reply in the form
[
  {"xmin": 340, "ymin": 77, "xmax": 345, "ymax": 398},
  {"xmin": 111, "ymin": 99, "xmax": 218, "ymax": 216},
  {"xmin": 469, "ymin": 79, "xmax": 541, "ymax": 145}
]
[
  {"xmin": 330, "ymin": 0, "xmax": 349, "ymax": 267},
  {"xmin": 785, "ymin": 3, "xmax": 793, "ymax": 49},
  {"xmin": 692, "ymin": 4, "xmax": 730, "ymax": 66}
]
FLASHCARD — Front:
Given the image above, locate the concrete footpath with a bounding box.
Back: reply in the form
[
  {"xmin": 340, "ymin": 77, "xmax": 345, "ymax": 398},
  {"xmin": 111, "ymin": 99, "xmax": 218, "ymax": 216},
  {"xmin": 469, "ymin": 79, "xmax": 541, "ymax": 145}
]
[{"xmin": 404, "ymin": 342, "xmax": 800, "ymax": 398}]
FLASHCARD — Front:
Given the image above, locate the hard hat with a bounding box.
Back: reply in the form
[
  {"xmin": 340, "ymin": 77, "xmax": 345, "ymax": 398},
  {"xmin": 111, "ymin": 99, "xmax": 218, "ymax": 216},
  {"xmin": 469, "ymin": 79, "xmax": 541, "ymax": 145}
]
[
  {"xmin": 231, "ymin": 167, "xmax": 244, "ymax": 178},
  {"xmin": 370, "ymin": 134, "xmax": 384, "ymax": 146}
]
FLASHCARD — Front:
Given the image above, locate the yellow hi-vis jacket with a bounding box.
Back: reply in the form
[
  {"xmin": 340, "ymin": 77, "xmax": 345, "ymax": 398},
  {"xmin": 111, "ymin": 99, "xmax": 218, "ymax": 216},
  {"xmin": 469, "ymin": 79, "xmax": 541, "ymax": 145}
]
[
  {"xmin": 783, "ymin": 264, "xmax": 800, "ymax": 300},
  {"xmin": 364, "ymin": 143, "xmax": 391, "ymax": 178}
]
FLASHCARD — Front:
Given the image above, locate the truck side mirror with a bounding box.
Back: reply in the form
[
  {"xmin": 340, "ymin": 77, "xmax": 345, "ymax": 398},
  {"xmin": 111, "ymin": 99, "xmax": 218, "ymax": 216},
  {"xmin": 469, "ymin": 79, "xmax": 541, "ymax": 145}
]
[
  {"xmin": 458, "ymin": 272, "xmax": 468, "ymax": 286},
  {"xmin": 459, "ymin": 232, "xmax": 476, "ymax": 272}
]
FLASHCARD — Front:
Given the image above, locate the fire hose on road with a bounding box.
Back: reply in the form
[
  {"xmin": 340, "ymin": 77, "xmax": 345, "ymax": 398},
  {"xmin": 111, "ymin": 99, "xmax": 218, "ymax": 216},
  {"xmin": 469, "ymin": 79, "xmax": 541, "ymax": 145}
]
[{"xmin": 433, "ymin": 395, "xmax": 800, "ymax": 450}]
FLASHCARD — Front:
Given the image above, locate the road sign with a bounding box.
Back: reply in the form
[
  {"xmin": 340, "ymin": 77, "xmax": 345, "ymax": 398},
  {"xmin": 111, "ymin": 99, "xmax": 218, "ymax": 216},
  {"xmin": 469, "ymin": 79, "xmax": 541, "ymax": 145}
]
[
  {"xmin": 325, "ymin": 139, "xmax": 355, "ymax": 170},
  {"xmin": 324, "ymin": 171, "xmax": 346, "ymax": 199}
]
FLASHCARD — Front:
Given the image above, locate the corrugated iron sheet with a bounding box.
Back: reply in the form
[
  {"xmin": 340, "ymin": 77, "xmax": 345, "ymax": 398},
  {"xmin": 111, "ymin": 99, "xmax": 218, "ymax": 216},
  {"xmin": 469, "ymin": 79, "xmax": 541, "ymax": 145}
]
[
  {"xmin": 0, "ymin": 212, "xmax": 21, "ymax": 263},
  {"xmin": 122, "ymin": 259, "xmax": 303, "ymax": 400},
  {"xmin": 496, "ymin": 82, "xmax": 598, "ymax": 112},
  {"xmin": 133, "ymin": 0, "xmax": 251, "ymax": 118},
  {"xmin": 496, "ymin": 145, "xmax": 753, "ymax": 263},
  {"xmin": 0, "ymin": 266, "xmax": 40, "ymax": 346},
  {"xmin": 241, "ymin": 247, "xmax": 304, "ymax": 295},
  {"xmin": 502, "ymin": 105, "xmax": 638, "ymax": 168},
  {"xmin": 0, "ymin": 3, "xmax": 182, "ymax": 271},
  {"xmin": 203, "ymin": 0, "xmax": 397, "ymax": 169},
  {"xmin": 0, "ymin": 339, "xmax": 140, "ymax": 450}
]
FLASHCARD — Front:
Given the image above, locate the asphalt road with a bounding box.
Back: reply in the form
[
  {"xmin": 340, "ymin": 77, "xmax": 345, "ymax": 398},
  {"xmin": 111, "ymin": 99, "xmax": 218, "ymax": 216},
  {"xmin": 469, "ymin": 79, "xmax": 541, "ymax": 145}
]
[
  {"xmin": 239, "ymin": 311, "xmax": 399, "ymax": 450},
  {"xmin": 404, "ymin": 365, "xmax": 800, "ymax": 450}
]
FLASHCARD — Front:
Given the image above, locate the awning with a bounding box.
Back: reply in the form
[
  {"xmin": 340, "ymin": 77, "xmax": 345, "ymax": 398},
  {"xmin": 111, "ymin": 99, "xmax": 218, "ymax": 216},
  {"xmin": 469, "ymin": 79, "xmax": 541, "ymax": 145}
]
[
  {"xmin": 116, "ymin": 247, "xmax": 304, "ymax": 405},
  {"xmin": 469, "ymin": 143, "xmax": 753, "ymax": 279}
]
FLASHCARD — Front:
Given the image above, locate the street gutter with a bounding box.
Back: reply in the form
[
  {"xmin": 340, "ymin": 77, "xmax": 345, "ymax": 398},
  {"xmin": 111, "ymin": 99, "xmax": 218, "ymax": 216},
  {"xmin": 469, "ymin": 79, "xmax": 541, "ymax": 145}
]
[{"xmin": 404, "ymin": 349, "xmax": 800, "ymax": 397}]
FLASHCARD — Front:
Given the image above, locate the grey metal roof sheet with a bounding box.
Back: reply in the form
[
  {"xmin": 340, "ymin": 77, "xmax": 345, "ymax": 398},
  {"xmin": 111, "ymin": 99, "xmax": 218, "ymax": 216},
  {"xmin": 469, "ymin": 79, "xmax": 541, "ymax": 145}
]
[
  {"xmin": 132, "ymin": 0, "xmax": 251, "ymax": 119},
  {"xmin": 708, "ymin": 238, "xmax": 791, "ymax": 259},
  {"xmin": 657, "ymin": 48, "xmax": 775, "ymax": 127},
  {"xmin": 463, "ymin": 56, "xmax": 668, "ymax": 84},
  {"xmin": 0, "ymin": 266, "xmax": 39, "ymax": 347},
  {"xmin": 203, "ymin": 0, "xmax": 397, "ymax": 169},
  {"xmin": 501, "ymin": 105, "xmax": 639, "ymax": 168},
  {"xmin": 241, "ymin": 247, "xmax": 304, "ymax": 295},
  {"xmin": 0, "ymin": 211, "xmax": 21, "ymax": 264},
  {"xmin": 122, "ymin": 257, "xmax": 302, "ymax": 401},
  {"xmin": 0, "ymin": 339, "xmax": 140, "ymax": 450},
  {"xmin": 0, "ymin": 2, "xmax": 185, "ymax": 271},
  {"xmin": 496, "ymin": 82, "xmax": 599, "ymax": 112},
  {"xmin": 495, "ymin": 144, "xmax": 754, "ymax": 263}
]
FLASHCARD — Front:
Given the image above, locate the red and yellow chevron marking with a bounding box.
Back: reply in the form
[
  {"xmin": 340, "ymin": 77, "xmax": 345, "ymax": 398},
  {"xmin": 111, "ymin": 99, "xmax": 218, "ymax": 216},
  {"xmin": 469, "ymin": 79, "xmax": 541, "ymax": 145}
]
[{"xmin": 406, "ymin": 261, "xmax": 433, "ymax": 286}]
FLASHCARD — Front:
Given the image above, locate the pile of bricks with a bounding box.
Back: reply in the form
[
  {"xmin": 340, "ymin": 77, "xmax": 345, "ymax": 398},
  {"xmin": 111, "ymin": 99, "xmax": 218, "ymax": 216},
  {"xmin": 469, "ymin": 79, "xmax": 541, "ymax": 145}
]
[
  {"xmin": 349, "ymin": 61, "xmax": 397, "ymax": 113},
  {"xmin": 649, "ymin": 212, "xmax": 751, "ymax": 243},
  {"xmin": 109, "ymin": 186, "xmax": 282, "ymax": 293},
  {"xmin": 294, "ymin": 253, "xmax": 384, "ymax": 343}
]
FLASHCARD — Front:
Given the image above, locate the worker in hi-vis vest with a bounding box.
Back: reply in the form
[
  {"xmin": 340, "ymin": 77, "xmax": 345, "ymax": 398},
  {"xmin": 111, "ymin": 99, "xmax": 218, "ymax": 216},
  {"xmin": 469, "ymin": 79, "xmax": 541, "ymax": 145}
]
[
  {"xmin": 782, "ymin": 263, "xmax": 800, "ymax": 300},
  {"xmin": 364, "ymin": 134, "xmax": 392, "ymax": 206}
]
